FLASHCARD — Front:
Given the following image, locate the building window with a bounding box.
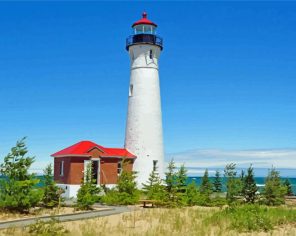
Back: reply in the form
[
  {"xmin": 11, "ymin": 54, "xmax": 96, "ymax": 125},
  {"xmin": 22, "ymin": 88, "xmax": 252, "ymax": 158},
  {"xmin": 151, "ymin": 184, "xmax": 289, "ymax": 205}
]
[
  {"xmin": 117, "ymin": 161, "xmax": 122, "ymax": 175},
  {"xmin": 129, "ymin": 84, "xmax": 133, "ymax": 97},
  {"xmin": 153, "ymin": 160, "xmax": 158, "ymax": 172},
  {"xmin": 60, "ymin": 161, "xmax": 64, "ymax": 176}
]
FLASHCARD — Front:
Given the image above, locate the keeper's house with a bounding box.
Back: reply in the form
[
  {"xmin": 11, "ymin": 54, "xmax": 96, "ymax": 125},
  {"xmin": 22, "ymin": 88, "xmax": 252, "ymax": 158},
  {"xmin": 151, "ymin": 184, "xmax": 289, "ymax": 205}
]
[{"xmin": 51, "ymin": 141, "xmax": 136, "ymax": 198}]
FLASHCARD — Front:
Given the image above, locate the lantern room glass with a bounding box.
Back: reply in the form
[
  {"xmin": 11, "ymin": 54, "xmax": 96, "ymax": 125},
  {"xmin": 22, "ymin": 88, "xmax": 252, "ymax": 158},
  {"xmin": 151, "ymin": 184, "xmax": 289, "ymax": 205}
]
[{"xmin": 133, "ymin": 24, "xmax": 156, "ymax": 35}]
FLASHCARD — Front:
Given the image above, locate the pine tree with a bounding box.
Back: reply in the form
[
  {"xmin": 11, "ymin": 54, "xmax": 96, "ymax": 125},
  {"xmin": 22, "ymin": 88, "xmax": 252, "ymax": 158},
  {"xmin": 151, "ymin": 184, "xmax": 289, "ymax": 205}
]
[
  {"xmin": 0, "ymin": 138, "xmax": 43, "ymax": 212},
  {"xmin": 263, "ymin": 167, "xmax": 287, "ymax": 205},
  {"xmin": 42, "ymin": 164, "xmax": 64, "ymax": 208},
  {"xmin": 200, "ymin": 169, "xmax": 213, "ymax": 196},
  {"xmin": 176, "ymin": 164, "xmax": 187, "ymax": 192},
  {"xmin": 213, "ymin": 170, "xmax": 222, "ymax": 192},
  {"xmin": 242, "ymin": 165, "xmax": 258, "ymax": 203},
  {"xmin": 224, "ymin": 163, "xmax": 242, "ymax": 203},
  {"xmin": 142, "ymin": 167, "xmax": 166, "ymax": 203},
  {"xmin": 102, "ymin": 159, "xmax": 140, "ymax": 206},
  {"xmin": 283, "ymin": 179, "xmax": 293, "ymax": 196},
  {"xmin": 116, "ymin": 169, "xmax": 140, "ymax": 205},
  {"xmin": 165, "ymin": 159, "xmax": 176, "ymax": 194},
  {"xmin": 76, "ymin": 162, "xmax": 101, "ymax": 210},
  {"xmin": 240, "ymin": 170, "xmax": 245, "ymax": 181},
  {"xmin": 164, "ymin": 159, "xmax": 180, "ymax": 207},
  {"xmin": 185, "ymin": 180, "xmax": 200, "ymax": 206},
  {"xmin": 175, "ymin": 164, "xmax": 188, "ymax": 206}
]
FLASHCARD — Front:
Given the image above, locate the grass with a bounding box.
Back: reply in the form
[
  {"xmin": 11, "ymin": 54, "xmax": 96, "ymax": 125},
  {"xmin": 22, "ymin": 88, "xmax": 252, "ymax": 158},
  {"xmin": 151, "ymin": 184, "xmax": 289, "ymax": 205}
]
[
  {"xmin": 0, "ymin": 207, "xmax": 86, "ymax": 222},
  {"xmin": 207, "ymin": 204, "xmax": 296, "ymax": 232},
  {"xmin": 0, "ymin": 205, "xmax": 296, "ymax": 235}
]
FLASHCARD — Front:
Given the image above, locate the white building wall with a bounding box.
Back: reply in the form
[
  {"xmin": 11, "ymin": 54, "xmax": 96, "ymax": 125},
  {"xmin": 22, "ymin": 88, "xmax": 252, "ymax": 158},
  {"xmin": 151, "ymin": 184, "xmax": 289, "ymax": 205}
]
[
  {"xmin": 57, "ymin": 184, "xmax": 80, "ymax": 199},
  {"xmin": 57, "ymin": 184, "xmax": 114, "ymax": 199},
  {"xmin": 125, "ymin": 44, "xmax": 165, "ymax": 187}
]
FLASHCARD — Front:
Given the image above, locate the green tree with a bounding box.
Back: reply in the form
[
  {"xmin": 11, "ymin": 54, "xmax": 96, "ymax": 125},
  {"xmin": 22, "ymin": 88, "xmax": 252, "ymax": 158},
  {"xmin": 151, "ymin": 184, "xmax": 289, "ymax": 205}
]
[
  {"xmin": 263, "ymin": 167, "xmax": 287, "ymax": 206},
  {"xmin": 240, "ymin": 170, "xmax": 245, "ymax": 181},
  {"xmin": 242, "ymin": 165, "xmax": 258, "ymax": 203},
  {"xmin": 164, "ymin": 159, "xmax": 178, "ymax": 205},
  {"xmin": 102, "ymin": 161, "xmax": 140, "ymax": 206},
  {"xmin": 200, "ymin": 169, "xmax": 213, "ymax": 196},
  {"xmin": 176, "ymin": 164, "xmax": 187, "ymax": 190},
  {"xmin": 165, "ymin": 159, "xmax": 177, "ymax": 194},
  {"xmin": 116, "ymin": 169, "xmax": 140, "ymax": 204},
  {"xmin": 76, "ymin": 162, "xmax": 101, "ymax": 210},
  {"xmin": 0, "ymin": 138, "xmax": 42, "ymax": 213},
  {"xmin": 185, "ymin": 180, "xmax": 200, "ymax": 206},
  {"xmin": 224, "ymin": 163, "xmax": 242, "ymax": 203},
  {"xmin": 213, "ymin": 170, "xmax": 222, "ymax": 193},
  {"xmin": 142, "ymin": 167, "xmax": 166, "ymax": 203},
  {"xmin": 175, "ymin": 164, "xmax": 188, "ymax": 206},
  {"xmin": 42, "ymin": 164, "xmax": 64, "ymax": 208},
  {"xmin": 283, "ymin": 179, "xmax": 293, "ymax": 196},
  {"xmin": 164, "ymin": 159, "xmax": 187, "ymax": 207}
]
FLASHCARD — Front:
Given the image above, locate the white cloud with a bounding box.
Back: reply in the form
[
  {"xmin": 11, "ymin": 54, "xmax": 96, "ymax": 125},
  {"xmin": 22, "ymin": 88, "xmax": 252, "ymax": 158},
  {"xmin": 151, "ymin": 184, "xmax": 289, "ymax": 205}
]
[{"xmin": 166, "ymin": 148, "xmax": 296, "ymax": 171}]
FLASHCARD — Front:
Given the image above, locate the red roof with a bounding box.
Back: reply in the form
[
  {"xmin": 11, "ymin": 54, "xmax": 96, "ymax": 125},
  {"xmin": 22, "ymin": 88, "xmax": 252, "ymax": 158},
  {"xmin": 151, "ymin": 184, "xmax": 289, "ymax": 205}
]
[
  {"xmin": 132, "ymin": 12, "xmax": 157, "ymax": 27},
  {"xmin": 51, "ymin": 141, "xmax": 136, "ymax": 159}
]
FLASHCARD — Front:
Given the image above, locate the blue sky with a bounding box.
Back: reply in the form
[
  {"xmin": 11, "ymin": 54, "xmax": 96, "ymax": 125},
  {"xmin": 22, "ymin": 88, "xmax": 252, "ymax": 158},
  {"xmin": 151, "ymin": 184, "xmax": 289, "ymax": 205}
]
[{"xmin": 0, "ymin": 2, "xmax": 295, "ymax": 174}]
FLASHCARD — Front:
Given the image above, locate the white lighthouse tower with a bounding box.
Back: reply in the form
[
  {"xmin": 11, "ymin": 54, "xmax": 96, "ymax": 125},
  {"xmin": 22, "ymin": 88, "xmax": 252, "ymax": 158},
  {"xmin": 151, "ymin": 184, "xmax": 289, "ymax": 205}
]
[{"xmin": 124, "ymin": 12, "xmax": 165, "ymax": 186}]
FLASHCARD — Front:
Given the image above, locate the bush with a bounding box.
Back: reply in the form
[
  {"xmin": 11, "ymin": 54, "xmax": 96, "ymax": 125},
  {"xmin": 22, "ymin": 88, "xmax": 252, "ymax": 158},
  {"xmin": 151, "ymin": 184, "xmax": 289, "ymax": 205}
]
[
  {"xmin": 207, "ymin": 204, "xmax": 296, "ymax": 232},
  {"xmin": 42, "ymin": 164, "xmax": 64, "ymax": 208},
  {"xmin": 185, "ymin": 181, "xmax": 224, "ymax": 207},
  {"xmin": 102, "ymin": 189, "xmax": 138, "ymax": 205},
  {"xmin": 102, "ymin": 169, "xmax": 139, "ymax": 205},
  {"xmin": 185, "ymin": 180, "xmax": 200, "ymax": 206},
  {"xmin": 209, "ymin": 196, "xmax": 227, "ymax": 207},
  {"xmin": 101, "ymin": 189, "xmax": 121, "ymax": 205},
  {"xmin": 0, "ymin": 138, "xmax": 43, "ymax": 213},
  {"xmin": 283, "ymin": 179, "xmax": 294, "ymax": 196},
  {"xmin": 263, "ymin": 167, "xmax": 287, "ymax": 206},
  {"xmin": 28, "ymin": 218, "xmax": 69, "ymax": 236},
  {"xmin": 226, "ymin": 205, "xmax": 273, "ymax": 232}
]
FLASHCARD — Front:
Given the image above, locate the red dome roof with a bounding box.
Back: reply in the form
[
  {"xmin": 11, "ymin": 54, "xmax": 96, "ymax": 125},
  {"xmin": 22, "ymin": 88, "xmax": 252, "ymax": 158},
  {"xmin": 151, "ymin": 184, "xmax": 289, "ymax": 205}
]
[{"xmin": 132, "ymin": 12, "xmax": 157, "ymax": 27}]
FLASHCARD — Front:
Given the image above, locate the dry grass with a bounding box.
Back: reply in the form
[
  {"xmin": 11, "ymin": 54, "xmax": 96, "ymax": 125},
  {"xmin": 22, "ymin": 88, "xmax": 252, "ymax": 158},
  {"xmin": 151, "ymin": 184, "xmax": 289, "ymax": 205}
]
[
  {"xmin": 60, "ymin": 206, "xmax": 296, "ymax": 236},
  {"xmin": 0, "ymin": 206, "xmax": 296, "ymax": 236},
  {"xmin": 0, "ymin": 207, "xmax": 104, "ymax": 222}
]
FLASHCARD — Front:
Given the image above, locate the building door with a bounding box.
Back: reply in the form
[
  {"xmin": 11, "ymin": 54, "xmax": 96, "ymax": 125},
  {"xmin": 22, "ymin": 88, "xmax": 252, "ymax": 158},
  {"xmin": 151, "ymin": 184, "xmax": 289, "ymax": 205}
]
[
  {"xmin": 84, "ymin": 160, "xmax": 91, "ymax": 183},
  {"xmin": 84, "ymin": 160, "xmax": 100, "ymax": 185}
]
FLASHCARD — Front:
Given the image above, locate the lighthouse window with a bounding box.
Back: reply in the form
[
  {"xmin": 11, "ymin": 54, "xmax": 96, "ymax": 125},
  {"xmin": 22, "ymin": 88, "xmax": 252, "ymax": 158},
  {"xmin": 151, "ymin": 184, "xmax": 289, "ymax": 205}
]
[
  {"xmin": 117, "ymin": 161, "xmax": 122, "ymax": 175},
  {"xmin": 129, "ymin": 84, "xmax": 134, "ymax": 97},
  {"xmin": 135, "ymin": 25, "xmax": 144, "ymax": 34},
  {"xmin": 144, "ymin": 25, "xmax": 150, "ymax": 34},
  {"xmin": 149, "ymin": 50, "xmax": 153, "ymax": 59},
  {"xmin": 153, "ymin": 160, "xmax": 158, "ymax": 172}
]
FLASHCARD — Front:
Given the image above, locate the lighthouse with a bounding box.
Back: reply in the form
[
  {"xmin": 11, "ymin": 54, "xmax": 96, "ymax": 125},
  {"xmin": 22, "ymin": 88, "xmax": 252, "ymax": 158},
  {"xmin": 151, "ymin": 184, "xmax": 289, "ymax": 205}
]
[{"xmin": 125, "ymin": 12, "xmax": 165, "ymax": 186}]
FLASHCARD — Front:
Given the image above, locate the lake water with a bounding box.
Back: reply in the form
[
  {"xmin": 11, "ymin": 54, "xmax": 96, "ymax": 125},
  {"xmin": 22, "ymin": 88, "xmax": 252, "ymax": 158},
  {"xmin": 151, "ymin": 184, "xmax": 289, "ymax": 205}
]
[
  {"xmin": 187, "ymin": 176, "xmax": 296, "ymax": 194},
  {"xmin": 1, "ymin": 176, "xmax": 295, "ymax": 194}
]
